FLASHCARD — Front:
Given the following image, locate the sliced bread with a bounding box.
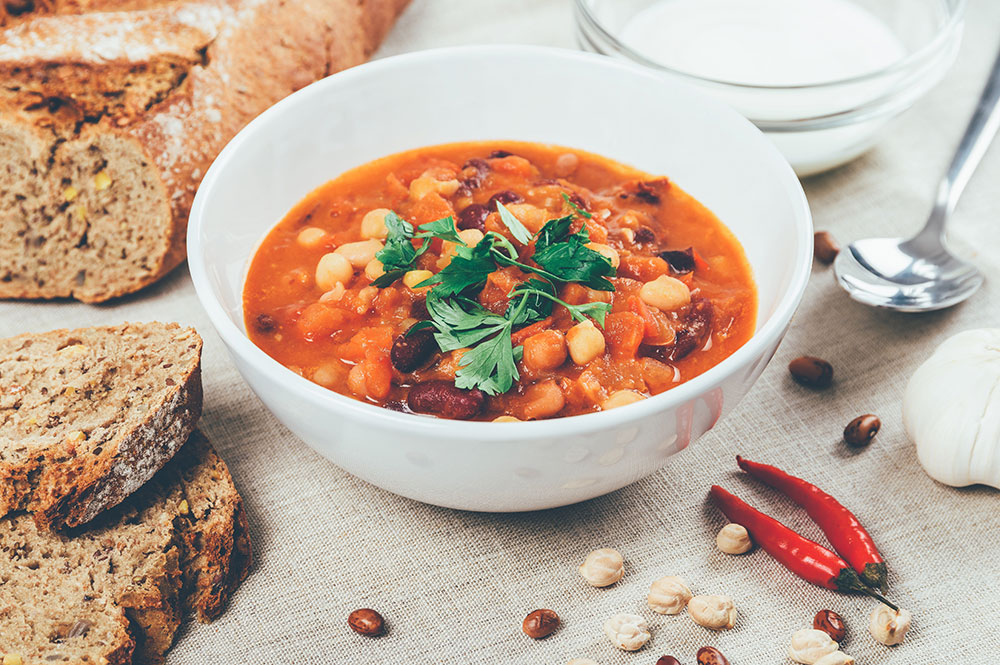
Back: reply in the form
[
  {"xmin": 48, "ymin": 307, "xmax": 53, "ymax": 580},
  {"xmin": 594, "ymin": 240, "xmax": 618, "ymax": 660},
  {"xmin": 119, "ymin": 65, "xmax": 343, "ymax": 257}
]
[
  {"xmin": 0, "ymin": 322, "xmax": 202, "ymax": 530},
  {"xmin": 0, "ymin": 0, "xmax": 411, "ymax": 302},
  {"xmin": 0, "ymin": 430, "xmax": 252, "ymax": 665}
]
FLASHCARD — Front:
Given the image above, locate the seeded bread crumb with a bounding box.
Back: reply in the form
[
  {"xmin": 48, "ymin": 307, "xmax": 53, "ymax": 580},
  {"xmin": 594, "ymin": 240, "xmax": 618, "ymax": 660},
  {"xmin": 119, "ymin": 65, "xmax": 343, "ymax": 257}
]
[
  {"xmin": 0, "ymin": 431, "xmax": 251, "ymax": 665},
  {"xmin": 0, "ymin": 322, "xmax": 202, "ymax": 530}
]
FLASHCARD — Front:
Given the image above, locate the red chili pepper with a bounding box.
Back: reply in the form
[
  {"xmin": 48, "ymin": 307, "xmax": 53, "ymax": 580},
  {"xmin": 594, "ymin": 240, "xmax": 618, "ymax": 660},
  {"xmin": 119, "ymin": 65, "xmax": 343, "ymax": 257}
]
[
  {"xmin": 710, "ymin": 485, "xmax": 897, "ymax": 610},
  {"xmin": 736, "ymin": 455, "xmax": 887, "ymax": 593}
]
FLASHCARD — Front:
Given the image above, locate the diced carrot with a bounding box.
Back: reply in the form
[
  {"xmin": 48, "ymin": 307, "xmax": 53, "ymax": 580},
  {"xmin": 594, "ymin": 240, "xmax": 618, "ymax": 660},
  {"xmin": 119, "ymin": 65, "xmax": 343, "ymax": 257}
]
[
  {"xmin": 619, "ymin": 255, "xmax": 670, "ymax": 282},
  {"xmin": 511, "ymin": 316, "xmax": 555, "ymax": 346},
  {"xmin": 491, "ymin": 155, "xmax": 534, "ymax": 177},
  {"xmin": 361, "ymin": 325, "xmax": 394, "ymax": 354},
  {"xmin": 583, "ymin": 218, "xmax": 608, "ymax": 244},
  {"xmin": 560, "ymin": 283, "xmax": 589, "ymax": 305},
  {"xmin": 627, "ymin": 296, "xmax": 660, "ymax": 339},
  {"xmin": 362, "ymin": 353, "xmax": 393, "ymax": 399},
  {"xmin": 385, "ymin": 172, "xmax": 409, "ymax": 199},
  {"xmin": 410, "ymin": 192, "xmax": 454, "ymax": 225},
  {"xmin": 604, "ymin": 311, "xmax": 645, "ymax": 359},
  {"xmin": 296, "ymin": 303, "xmax": 346, "ymax": 340}
]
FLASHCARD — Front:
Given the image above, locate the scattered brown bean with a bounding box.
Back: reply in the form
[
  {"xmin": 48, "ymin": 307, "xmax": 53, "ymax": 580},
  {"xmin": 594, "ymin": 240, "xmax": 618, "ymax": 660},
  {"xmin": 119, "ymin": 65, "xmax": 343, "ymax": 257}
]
[
  {"xmin": 348, "ymin": 608, "xmax": 385, "ymax": 637},
  {"xmin": 521, "ymin": 609, "xmax": 560, "ymax": 639},
  {"xmin": 254, "ymin": 313, "xmax": 277, "ymax": 333},
  {"xmin": 844, "ymin": 414, "xmax": 880, "ymax": 447},
  {"xmin": 789, "ymin": 355, "xmax": 834, "ymax": 389},
  {"xmin": 390, "ymin": 327, "xmax": 438, "ymax": 372},
  {"xmin": 814, "ymin": 231, "xmax": 840, "ymax": 264},
  {"xmin": 656, "ymin": 657, "xmax": 682, "ymax": 665},
  {"xmin": 696, "ymin": 646, "xmax": 730, "ymax": 665},
  {"xmin": 813, "ymin": 608, "xmax": 847, "ymax": 642},
  {"xmin": 407, "ymin": 380, "xmax": 485, "ymax": 420}
]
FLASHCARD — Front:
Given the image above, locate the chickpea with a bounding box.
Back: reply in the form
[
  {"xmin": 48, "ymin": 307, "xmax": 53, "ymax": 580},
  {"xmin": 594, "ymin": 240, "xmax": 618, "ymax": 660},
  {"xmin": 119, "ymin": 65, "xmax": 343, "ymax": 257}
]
[
  {"xmin": 688, "ymin": 595, "xmax": 737, "ymax": 631},
  {"xmin": 522, "ymin": 330, "xmax": 567, "ymax": 371},
  {"xmin": 716, "ymin": 523, "xmax": 752, "ymax": 554},
  {"xmin": 554, "ymin": 152, "xmax": 579, "ymax": 177},
  {"xmin": 312, "ymin": 363, "xmax": 343, "ymax": 388},
  {"xmin": 410, "ymin": 175, "xmax": 461, "ymax": 199},
  {"xmin": 334, "ymin": 239, "xmax": 384, "ymax": 268},
  {"xmin": 364, "ymin": 258, "xmax": 385, "ymax": 281},
  {"xmin": 458, "ymin": 228, "xmax": 485, "ymax": 247},
  {"xmin": 565, "ymin": 320, "xmax": 606, "ymax": 365},
  {"xmin": 315, "ymin": 252, "xmax": 353, "ymax": 291},
  {"xmin": 602, "ymin": 390, "xmax": 646, "ymax": 410},
  {"xmin": 403, "ymin": 269, "xmax": 434, "ymax": 289},
  {"xmin": 296, "ymin": 226, "xmax": 327, "ymax": 248},
  {"xmin": 585, "ymin": 242, "xmax": 620, "ymax": 268},
  {"xmin": 521, "ymin": 380, "xmax": 565, "ymax": 420},
  {"xmin": 503, "ymin": 203, "xmax": 549, "ymax": 232},
  {"xmin": 639, "ymin": 275, "xmax": 691, "ymax": 312},
  {"xmin": 360, "ymin": 208, "xmax": 392, "ymax": 239},
  {"xmin": 493, "ymin": 416, "xmax": 521, "ymax": 422},
  {"xmin": 868, "ymin": 604, "xmax": 911, "ymax": 646},
  {"xmin": 579, "ymin": 547, "xmax": 624, "ymax": 587}
]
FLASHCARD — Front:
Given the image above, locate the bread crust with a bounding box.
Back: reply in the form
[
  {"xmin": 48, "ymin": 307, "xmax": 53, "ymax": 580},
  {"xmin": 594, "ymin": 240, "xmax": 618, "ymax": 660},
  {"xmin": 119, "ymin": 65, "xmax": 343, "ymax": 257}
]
[
  {"xmin": 0, "ymin": 0, "xmax": 411, "ymax": 302},
  {"xmin": 0, "ymin": 322, "xmax": 203, "ymax": 530}
]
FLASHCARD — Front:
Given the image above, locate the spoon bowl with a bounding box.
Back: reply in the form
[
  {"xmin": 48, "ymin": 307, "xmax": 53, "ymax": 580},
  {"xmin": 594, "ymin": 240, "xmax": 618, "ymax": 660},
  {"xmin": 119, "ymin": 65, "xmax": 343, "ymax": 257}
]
[
  {"xmin": 834, "ymin": 47, "xmax": 999, "ymax": 312},
  {"xmin": 835, "ymin": 236, "xmax": 984, "ymax": 311}
]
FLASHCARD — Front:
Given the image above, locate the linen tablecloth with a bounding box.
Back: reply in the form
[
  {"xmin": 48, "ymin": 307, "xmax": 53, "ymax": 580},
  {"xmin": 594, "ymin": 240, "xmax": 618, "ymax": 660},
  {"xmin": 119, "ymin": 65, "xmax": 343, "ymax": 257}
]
[{"xmin": 2, "ymin": 1, "xmax": 998, "ymax": 662}]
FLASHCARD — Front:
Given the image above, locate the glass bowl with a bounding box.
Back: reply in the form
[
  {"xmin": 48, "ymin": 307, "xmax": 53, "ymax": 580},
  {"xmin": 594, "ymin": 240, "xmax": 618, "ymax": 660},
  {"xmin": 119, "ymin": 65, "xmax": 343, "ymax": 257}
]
[{"xmin": 575, "ymin": 0, "xmax": 966, "ymax": 176}]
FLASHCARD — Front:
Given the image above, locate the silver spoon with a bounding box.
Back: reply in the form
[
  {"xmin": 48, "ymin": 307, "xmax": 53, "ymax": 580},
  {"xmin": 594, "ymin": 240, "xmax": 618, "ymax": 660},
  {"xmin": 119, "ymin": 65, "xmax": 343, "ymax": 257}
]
[{"xmin": 835, "ymin": 48, "xmax": 1000, "ymax": 312}]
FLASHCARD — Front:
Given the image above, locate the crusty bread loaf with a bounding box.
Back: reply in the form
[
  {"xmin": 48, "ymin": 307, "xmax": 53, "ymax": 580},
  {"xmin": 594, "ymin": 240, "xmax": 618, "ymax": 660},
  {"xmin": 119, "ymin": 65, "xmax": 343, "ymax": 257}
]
[
  {"xmin": 0, "ymin": 0, "xmax": 410, "ymax": 302},
  {"xmin": 0, "ymin": 431, "xmax": 251, "ymax": 665},
  {"xmin": 0, "ymin": 322, "xmax": 202, "ymax": 530}
]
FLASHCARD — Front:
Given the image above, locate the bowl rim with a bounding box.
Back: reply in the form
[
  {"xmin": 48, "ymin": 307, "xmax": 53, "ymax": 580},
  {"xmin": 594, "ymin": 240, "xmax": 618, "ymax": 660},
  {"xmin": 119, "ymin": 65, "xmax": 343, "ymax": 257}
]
[
  {"xmin": 187, "ymin": 44, "xmax": 813, "ymax": 441},
  {"xmin": 573, "ymin": 0, "xmax": 967, "ymax": 92}
]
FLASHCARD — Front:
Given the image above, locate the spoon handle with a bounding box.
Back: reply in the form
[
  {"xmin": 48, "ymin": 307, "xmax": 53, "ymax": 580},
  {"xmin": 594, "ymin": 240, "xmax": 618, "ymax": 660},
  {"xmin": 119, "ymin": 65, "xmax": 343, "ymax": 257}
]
[{"xmin": 931, "ymin": 47, "xmax": 1000, "ymax": 226}]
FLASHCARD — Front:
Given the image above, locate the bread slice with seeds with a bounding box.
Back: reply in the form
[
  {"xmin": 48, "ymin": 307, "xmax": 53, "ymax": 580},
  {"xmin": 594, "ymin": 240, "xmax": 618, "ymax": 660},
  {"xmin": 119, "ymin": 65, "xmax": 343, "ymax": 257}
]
[
  {"xmin": 0, "ymin": 431, "xmax": 252, "ymax": 665},
  {"xmin": 0, "ymin": 0, "xmax": 411, "ymax": 302},
  {"xmin": 0, "ymin": 322, "xmax": 202, "ymax": 530}
]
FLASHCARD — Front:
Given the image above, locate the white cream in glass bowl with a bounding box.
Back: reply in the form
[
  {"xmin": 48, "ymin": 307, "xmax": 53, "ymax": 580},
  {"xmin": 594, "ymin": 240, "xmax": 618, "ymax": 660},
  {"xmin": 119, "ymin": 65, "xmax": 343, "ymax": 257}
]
[
  {"xmin": 576, "ymin": 0, "xmax": 966, "ymax": 176},
  {"xmin": 188, "ymin": 46, "xmax": 812, "ymax": 512}
]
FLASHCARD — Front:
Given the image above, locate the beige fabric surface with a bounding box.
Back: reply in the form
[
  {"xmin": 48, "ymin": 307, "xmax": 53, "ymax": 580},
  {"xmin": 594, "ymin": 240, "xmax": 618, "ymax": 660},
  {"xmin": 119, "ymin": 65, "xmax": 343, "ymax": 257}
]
[{"xmin": 3, "ymin": 0, "xmax": 999, "ymax": 662}]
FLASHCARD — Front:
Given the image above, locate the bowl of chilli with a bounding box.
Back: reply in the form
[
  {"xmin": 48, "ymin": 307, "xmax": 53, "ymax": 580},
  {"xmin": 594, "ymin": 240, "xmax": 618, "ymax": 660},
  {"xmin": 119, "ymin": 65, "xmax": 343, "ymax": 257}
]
[{"xmin": 188, "ymin": 45, "xmax": 812, "ymax": 512}]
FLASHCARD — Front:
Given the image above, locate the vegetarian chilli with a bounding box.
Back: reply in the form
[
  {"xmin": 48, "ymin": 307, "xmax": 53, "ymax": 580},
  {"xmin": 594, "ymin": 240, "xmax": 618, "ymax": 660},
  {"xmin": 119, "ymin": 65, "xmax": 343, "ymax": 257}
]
[{"xmin": 243, "ymin": 142, "xmax": 756, "ymax": 421}]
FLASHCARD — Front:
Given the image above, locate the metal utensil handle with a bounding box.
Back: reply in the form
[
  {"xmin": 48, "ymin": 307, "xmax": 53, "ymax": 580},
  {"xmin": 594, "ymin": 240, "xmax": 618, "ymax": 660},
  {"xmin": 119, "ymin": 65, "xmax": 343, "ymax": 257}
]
[{"xmin": 935, "ymin": 46, "xmax": 1000, "ymax": 218}]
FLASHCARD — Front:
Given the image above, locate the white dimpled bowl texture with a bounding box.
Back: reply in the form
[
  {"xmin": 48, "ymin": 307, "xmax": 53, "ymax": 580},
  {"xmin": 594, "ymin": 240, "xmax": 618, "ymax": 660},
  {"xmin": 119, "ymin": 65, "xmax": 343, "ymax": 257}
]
[{"xmin": 188, "ymin": 46, "xmax": 812, "ymax": 512}]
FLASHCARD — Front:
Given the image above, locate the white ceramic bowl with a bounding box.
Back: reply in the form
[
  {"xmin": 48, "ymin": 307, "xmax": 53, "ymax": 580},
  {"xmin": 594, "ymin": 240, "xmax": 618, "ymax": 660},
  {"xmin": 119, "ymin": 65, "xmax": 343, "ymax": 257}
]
[{"xmin": 188, "ymin": 46, "xmax": 812, "ymax": 512}]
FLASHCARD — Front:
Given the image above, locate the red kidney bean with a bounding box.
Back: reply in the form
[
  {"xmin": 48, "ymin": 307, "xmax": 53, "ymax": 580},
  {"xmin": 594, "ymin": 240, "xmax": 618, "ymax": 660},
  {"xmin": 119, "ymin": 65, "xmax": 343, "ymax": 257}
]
[
  {"xmin": 487, "ymin": 190, "xmax": 523, "ymax": 210},
  {"xmin": 670, "ymin": 298, "xmax": 714, "ymax": 361},
  {"xmin": 489, "ymin": 149, "xmax": 513, "ymax": 158},
  {"xmin": 458, "ymin": 203, "xmax": 490, "ymax": 232},
  {"xmin": 813, "ymin": 609, "xmax": 847, "ymax": 642},
  {"xmin": 814, "ymin": 231, "xmax": 840, "ymax": 264},
  {"xmin": 660, "ymin": 247, "xmax": 695, "ymax": 274},
  {"xmin": 656, "ymin": 657, "xmax": 682, "ymax": 665},
  {"xmin": 844, "ymin": 414, "xmax": 880, "ymax": 447},
  {"xmin": 521, "ymin": 609, "xmax": 560, "ymax": 639},
  {"xmin": 789, "ymin": 356, "xmax": 834, "ymax": 388},
  {"xmin": 410, "ymin": 298, "xmax": 429, "ymax": 320},
  {"xmin": 407, "ymin": 380, "xmax": 485, "ymax": 420},
  {"xmin": 390, "ymin": 327, "xmax": 438, "ymax": 373},
  {"xmin": 347, "ymin": 608, "xmax": 385, "ymax": 637},
  {"xmin": 633, "ymin": 226, "xmax": 656, "ymax": 244},
  {"xmin": 696, "ymin": 646, "xmax": 729, "ymax": 665},
  {"xmin": 461, "ymin": 158, "xmax": 490, "ymax": 189}
]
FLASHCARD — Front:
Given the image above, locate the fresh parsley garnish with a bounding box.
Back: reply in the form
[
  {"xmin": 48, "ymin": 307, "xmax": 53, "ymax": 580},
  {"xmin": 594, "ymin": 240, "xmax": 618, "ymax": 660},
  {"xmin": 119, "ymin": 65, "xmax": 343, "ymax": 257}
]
[
  {"xmin": 495, "ymin": 201, "xmax": 534, "ymax": 244},
  {"xmin": 370, "ymin": 194, "xmax": 618, "ymax": 394},
  {"xmin": 531, "ymin": 216, "xmax": 616, "ymax": 291},
  {"xmin": 372, "ymin": 213, "xmax": 465, "ymax": 287}
]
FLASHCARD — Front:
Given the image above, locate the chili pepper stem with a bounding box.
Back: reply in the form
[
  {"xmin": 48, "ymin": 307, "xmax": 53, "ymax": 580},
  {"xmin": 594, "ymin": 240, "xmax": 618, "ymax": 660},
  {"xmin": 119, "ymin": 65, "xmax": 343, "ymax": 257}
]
[
  {"xmin": 834, "ymin": 568, "xmax": 898, "ymax": 612},
  {"xmin": 861, "ymin": 588, "xmax": 899, "ymax": 613}
]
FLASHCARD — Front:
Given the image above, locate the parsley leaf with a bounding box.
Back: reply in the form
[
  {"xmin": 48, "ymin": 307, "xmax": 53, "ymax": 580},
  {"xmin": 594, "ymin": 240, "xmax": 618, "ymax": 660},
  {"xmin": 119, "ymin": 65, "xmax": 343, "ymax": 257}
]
[
  {"xmin": 496, "ymin": 202, "xmax": 533, "ymax": 244},
  {"xmin": 505, "ymin": 277, "xmax": 555, "ymax": 325},
  {"xmin": 508, "ymin": 281, "xmax": 612, "ymax": 327},
  {"xmin": 562, "ymin": 191, "xmax": 593, "ymax": 219},
  {"xmin": 531, "ymin": 221, "xmax": 616, "ymax": 291},
  {"xmin": 417, "ymin": 236, "xmax": 496, "ymax": 297},
  {"xmin": 372, "ymin": 213, "xmax": 464, "ymax": 287},
  {"xmin": 424, "ymin": 293, "xmax": 521, "ymax": 395}
]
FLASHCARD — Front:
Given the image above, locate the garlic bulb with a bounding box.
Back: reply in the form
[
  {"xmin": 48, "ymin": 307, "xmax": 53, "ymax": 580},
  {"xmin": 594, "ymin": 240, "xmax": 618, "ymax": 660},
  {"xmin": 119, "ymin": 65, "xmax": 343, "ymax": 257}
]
[{"xmin": 903, "ymin": 329, "xmax": 1000, "ymax": 488}]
